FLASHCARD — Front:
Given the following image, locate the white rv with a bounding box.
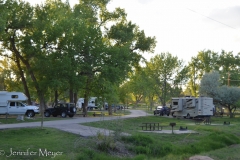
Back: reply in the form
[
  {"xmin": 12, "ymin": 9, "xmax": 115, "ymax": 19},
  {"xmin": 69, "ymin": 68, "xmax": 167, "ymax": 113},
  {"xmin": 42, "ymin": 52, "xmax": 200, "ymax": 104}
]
[
  {"xmin": 0, "ymin": 91, "xmax": 39, "ymax": 117},
  {"xmin": 76, "ymin": 97, "xmax": 98, "ymax": 110},
  {"xmin": 171, "ymin": 96, "xmax": 214, "ymax": 118}
]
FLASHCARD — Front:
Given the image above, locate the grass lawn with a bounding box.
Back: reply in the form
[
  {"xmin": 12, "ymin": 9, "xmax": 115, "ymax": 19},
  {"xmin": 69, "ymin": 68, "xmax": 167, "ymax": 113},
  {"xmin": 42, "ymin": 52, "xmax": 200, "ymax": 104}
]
[
  {"xmin": 0, "ymin": 115, "xmax": 72, "ymax": 124},
  {"xmin": 0, "ymin": 113, "xmax": 240, "ymax": 160},
  {"xmin": 82, "ymin": 115, "xmax": 240, "ymax": 160},
  {"xmin": 83, "ymin": 109, "xmax": 131, "ymax": 117},
  {"xmin": 0, "ymin": 110, "xmax": 131, "ymax": 124}
]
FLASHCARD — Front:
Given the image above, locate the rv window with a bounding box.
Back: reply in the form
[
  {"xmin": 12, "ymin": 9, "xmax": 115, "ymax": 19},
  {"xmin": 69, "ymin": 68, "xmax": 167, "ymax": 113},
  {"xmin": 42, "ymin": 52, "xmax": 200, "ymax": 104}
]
[
  {"xmin": 11, "ymin": 95, "xmax": 18, "ymax": 98},
  {"xmin": 173, "ymin": 102, "xmax": 178, "ymax": 105},
  {"xmin": 10, "ymin": 102, "xmax": 15, "ymax": 106}
]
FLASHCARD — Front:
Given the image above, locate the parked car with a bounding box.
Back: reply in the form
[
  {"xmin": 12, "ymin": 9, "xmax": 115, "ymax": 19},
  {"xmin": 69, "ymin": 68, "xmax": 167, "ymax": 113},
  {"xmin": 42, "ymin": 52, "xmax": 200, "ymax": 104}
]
[
  {"xmin": 105, "ymin": 104, "xmax": 123, "ymax": 110},
  {"xmin": 153, "ymin": 106, "xmax": 163, "ymax": 115},
  {"xmin": 159, "ymin": 106, "xmax": 170, "ymax": 116},
  {"xmin": 44, "ymin": 102, "xmax": 77, "ymax": 118}
]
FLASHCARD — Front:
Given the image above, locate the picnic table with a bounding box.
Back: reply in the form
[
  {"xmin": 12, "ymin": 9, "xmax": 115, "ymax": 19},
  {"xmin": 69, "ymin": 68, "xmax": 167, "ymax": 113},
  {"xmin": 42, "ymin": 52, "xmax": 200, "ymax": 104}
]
[{"xmin": 140, "ymin": 122, "xmax": 163, "ymax": 131}]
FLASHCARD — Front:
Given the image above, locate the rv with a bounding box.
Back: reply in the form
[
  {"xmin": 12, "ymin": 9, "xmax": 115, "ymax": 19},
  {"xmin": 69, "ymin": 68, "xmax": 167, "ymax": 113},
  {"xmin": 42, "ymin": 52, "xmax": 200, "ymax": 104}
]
[
  {"xmin": 0, "ymin": 91, "xmax": 39, "ymax": 117},
  {"xmin": 76, "ymin": 97, "xmax": 98, "ymax": 110},
  {"xmin": 171, "ymin": 96, "xmax": 214, "ymax": 118}
]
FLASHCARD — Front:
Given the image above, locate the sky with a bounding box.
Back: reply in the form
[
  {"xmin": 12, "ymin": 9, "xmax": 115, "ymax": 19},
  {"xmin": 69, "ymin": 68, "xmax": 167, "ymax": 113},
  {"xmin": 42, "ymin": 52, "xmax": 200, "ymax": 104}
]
[{"xmin": 28, "ymin": 0, "xmax": 240, "ymax": 63}]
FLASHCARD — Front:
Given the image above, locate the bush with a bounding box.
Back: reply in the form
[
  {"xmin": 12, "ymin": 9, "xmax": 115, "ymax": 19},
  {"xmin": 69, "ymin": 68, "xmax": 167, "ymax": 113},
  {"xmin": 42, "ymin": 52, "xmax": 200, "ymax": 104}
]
[
  {"xmin": 121, "ymin": 134, "xmax": 154, "ymax": 146},
  {"xmin": 96, "ymin": 132, "xmax": 116, "ymax": 152}
]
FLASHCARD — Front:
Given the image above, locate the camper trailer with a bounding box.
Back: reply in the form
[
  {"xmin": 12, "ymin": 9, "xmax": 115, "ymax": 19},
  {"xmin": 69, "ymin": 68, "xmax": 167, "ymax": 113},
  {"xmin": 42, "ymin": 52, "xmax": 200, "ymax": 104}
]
[
  {"xmin": 76, "ymin": 97, "xmax": 98, "ymax": 110},
  {"xmin": 0, "ymin": 91, "xmax": 39, "ymax": 117},
  {"xmin": 171, "ymin": 96, "xmax": 214, "ymax": 118}
]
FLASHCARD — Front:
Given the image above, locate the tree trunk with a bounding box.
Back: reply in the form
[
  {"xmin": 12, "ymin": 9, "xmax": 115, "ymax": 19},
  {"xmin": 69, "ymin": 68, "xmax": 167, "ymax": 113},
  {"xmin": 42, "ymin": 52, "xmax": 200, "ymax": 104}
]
[
  {"xmin": 108, "ymin": 103, "xmax": 112, "ymax": 115},
  {"xmin": 10, "ymin": 34, "xmax": 46, "ymax": 128},
  {"xmin": 15, "ymin": 55, "xmax": 32, "ymax": 105},
  {"xmin": 54, "ymin": 90, "xmax": 58, "ymax": 106},
  {"xmin": 83, "ymin": 94, "xmax": 88, "ymax": 116},
  {"xmin": 69, "ymin": 89, "xmax": 73, "ymax": 103},
  {"xmin": 74, "ymin": 92, "xmax": 77, "ymax": 105},
  {"xmin": 150, "ymin": 95, "xmax": 154, "ymax": 111},
  {"xmin": 227, "ymin": 105, "xmax": 234, "ymax": 118}
]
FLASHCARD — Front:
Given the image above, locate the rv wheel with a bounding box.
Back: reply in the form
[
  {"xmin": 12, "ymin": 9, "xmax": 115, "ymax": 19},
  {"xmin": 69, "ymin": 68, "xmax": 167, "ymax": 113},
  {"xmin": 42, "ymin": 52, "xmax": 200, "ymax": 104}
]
[{"xmin": 186, "ymin": 113, "xmax": 191, "ymax": 119}]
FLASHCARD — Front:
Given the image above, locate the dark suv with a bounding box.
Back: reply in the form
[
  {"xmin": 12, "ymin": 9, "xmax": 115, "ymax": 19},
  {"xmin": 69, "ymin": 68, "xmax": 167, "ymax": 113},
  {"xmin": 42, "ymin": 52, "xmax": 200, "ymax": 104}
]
[
  {"xmin": 154, "ymin": 106, "xmax": 170, "ymax": 116},
  {"xmin": 159, "ymin": 106, "xmax": 170, "ymax": 116},
  {"xmin": 44, "ymin": 102, "xmax": 77, "ymax": 118}
]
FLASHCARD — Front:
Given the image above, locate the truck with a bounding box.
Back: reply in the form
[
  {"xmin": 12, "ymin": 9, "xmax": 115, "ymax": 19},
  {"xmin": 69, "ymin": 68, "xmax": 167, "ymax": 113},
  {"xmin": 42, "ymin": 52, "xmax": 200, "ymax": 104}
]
[
  {"xmin": 76, "ymin": 97, "xmax": 99, "ymax": 110},
  {"xmin": 0, "ymin": 91, "xmax": 39, "ymax": 117},
  {"xmin": 171, "ymin": 96, "xmax": 214, "ymax": 119}
]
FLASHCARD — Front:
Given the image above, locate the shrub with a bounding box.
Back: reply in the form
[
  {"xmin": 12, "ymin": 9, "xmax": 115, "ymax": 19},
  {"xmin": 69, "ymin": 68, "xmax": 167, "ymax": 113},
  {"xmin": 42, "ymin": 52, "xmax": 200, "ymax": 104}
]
[{"xmin": 121, "ymin": 134, "xmax": 154, "ymax": 146}]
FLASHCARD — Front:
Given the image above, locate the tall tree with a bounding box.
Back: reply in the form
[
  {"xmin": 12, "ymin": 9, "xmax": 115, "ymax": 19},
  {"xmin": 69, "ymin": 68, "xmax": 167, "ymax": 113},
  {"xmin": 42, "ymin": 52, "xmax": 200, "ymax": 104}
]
[
  {"xmin": 71, "ymin": 0, "xmax": 156, "ymax": 114},
  {"xmin": 146, "ymin": 52, "xmax": 186, "ymax": 105},
  {"xmin": 200, "ymin": 71, "xmax": 240, "ymax": 118},
  {"xmin": 187, "ymin": 50, "xmax": 218, "ymax": 96},
  {"xmin": 0, "ymin": 0, "xmax": 74, "ymax": 127},
  {"xmin": 217, "ymin": 50, "xmax": 240, "ymax": 86},
  {"xmin": 0, "ymin": 0, "xmax": 35, "ymax": 104},
  {"xmin": 128, "ymin": 68, "xmax": 148, "ymax": 107}
]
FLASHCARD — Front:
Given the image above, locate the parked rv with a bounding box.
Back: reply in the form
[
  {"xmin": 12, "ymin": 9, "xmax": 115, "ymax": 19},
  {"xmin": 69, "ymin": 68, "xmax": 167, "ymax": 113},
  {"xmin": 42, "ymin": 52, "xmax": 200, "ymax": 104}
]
[
  {"xmin": 0, "ymin": 91, "xmax": 39, "ymax": 117},
  {"xmin": 171, "ymin": 96, "xmax": 214, "ymax": 119},
  {"xmin": 76, "ymin": 97, "xmax": 99, "ymax": 110}
]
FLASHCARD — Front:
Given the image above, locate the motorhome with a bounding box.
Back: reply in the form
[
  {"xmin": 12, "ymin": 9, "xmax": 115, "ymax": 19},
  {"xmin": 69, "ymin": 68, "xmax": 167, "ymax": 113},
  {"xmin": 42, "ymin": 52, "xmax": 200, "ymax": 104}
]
[
  {"xmin": 76, "ymin": 97, "xmax": 98, "ymax": 110},
  {"xmin": 171, "ymin": 96, "xmax": 214, "ymax": 118},
  {"xmin": 0, "ymin": 91, "xmax": 39, "ymax": 117}
]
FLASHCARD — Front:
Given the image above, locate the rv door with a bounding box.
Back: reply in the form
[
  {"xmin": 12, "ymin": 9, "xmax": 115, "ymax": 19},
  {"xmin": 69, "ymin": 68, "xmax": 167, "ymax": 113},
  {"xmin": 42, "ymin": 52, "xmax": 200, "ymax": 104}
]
[{"xmin": 178, "ymin": 99, "xmax": 183, "ymax": 111}]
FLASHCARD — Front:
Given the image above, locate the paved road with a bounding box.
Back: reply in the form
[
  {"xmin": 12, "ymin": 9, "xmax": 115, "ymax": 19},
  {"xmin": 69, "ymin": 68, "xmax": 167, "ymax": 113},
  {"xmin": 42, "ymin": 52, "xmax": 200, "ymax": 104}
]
[{"xmin": 0, "ymin": 110, "xmax": 150, "ymax": 137}]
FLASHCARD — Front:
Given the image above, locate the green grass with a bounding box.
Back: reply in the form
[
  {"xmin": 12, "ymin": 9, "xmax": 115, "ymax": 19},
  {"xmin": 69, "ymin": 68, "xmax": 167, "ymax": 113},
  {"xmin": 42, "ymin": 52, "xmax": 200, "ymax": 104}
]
[
  {"xmin": 0, "ymin": 128, "xmax": 139, "ymax": 160},
  {"xmin": 84, "ymin": 109, "xmax": 131, "ymax": 117},
  {"xmin": 0, "ymin": 110, "xmax": 131, "ymax": 124},
  {"xmin": 0, "ymin": 113, "xmax": 240, "ymax": 159},
  {"xmin": 82, "ymin": 115, "xmax": 240, "ymax": 159},
  {"xmin": 0, "ymin": 115, "xmax": 65, "ymax": 124}
]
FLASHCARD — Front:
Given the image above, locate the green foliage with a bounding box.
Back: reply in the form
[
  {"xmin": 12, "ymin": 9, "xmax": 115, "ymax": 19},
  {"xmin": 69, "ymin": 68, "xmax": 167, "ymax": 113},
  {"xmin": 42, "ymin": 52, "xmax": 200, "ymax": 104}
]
[
  {"xmin": 1, "ymin": 114, "xmax": 240, "ymax": 159},
  {"xmin": 121, "ymin": 134, "xmax": 153, "ymax": 146},
  {"xmin": 0, "ymin": 0, "xmax": 156, "ymax": 113},
  {"xmin": 187, "ymin": 50, "xmax": 240, "ymax": 97},
  {"xmin": 200, "ymin": 70, "xmax": 240, "ymax": 117},
  {"xmin": 83, "ymin": 115, "xmax": 240, "ymax": 159},
  {"xmin": 96, "ymin": 132, "xmax": 117, "ymax": 152},
  {"xmin": 144, "ymin": 52, "xmax": 186, "ymax": 105},
  {"xmin": 121, "ymin": 134, "xmax": 174, "ymax": 157}
]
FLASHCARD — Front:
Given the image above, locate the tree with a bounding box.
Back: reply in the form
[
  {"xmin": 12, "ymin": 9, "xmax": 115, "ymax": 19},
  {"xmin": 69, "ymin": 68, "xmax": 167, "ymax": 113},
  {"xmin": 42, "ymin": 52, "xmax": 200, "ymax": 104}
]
[
  {"xmin": 128, "ymin": 68, "xmax": 148, "ymax": 108},
  {"xmin": 187, "ymin": 50, "xmax": 219, "ymax": 96},
  {"xmin": 200, "ymin": 71, "xmax": 240, "ymax": 118},
  {"xmin": 0, "ymin": 0, "xmax": 76, "ymax": 128},
  {"xmin": 199, "ymin": 71, "xmax": 220, "ymax": 98},
  {"xmin": 70, "ymin": 0, "xmax": 156, "ymax": 114},
  {"xmin": 0, "ymin": 0, "xmax": 156, "ymax": 117},
  {"xmin": 146, "ymin": 52, "xmax": 186, "ymax": 106},
  {"xmin": 217, "ymin": 50, "xmax": 240, "ymax": 86}
]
